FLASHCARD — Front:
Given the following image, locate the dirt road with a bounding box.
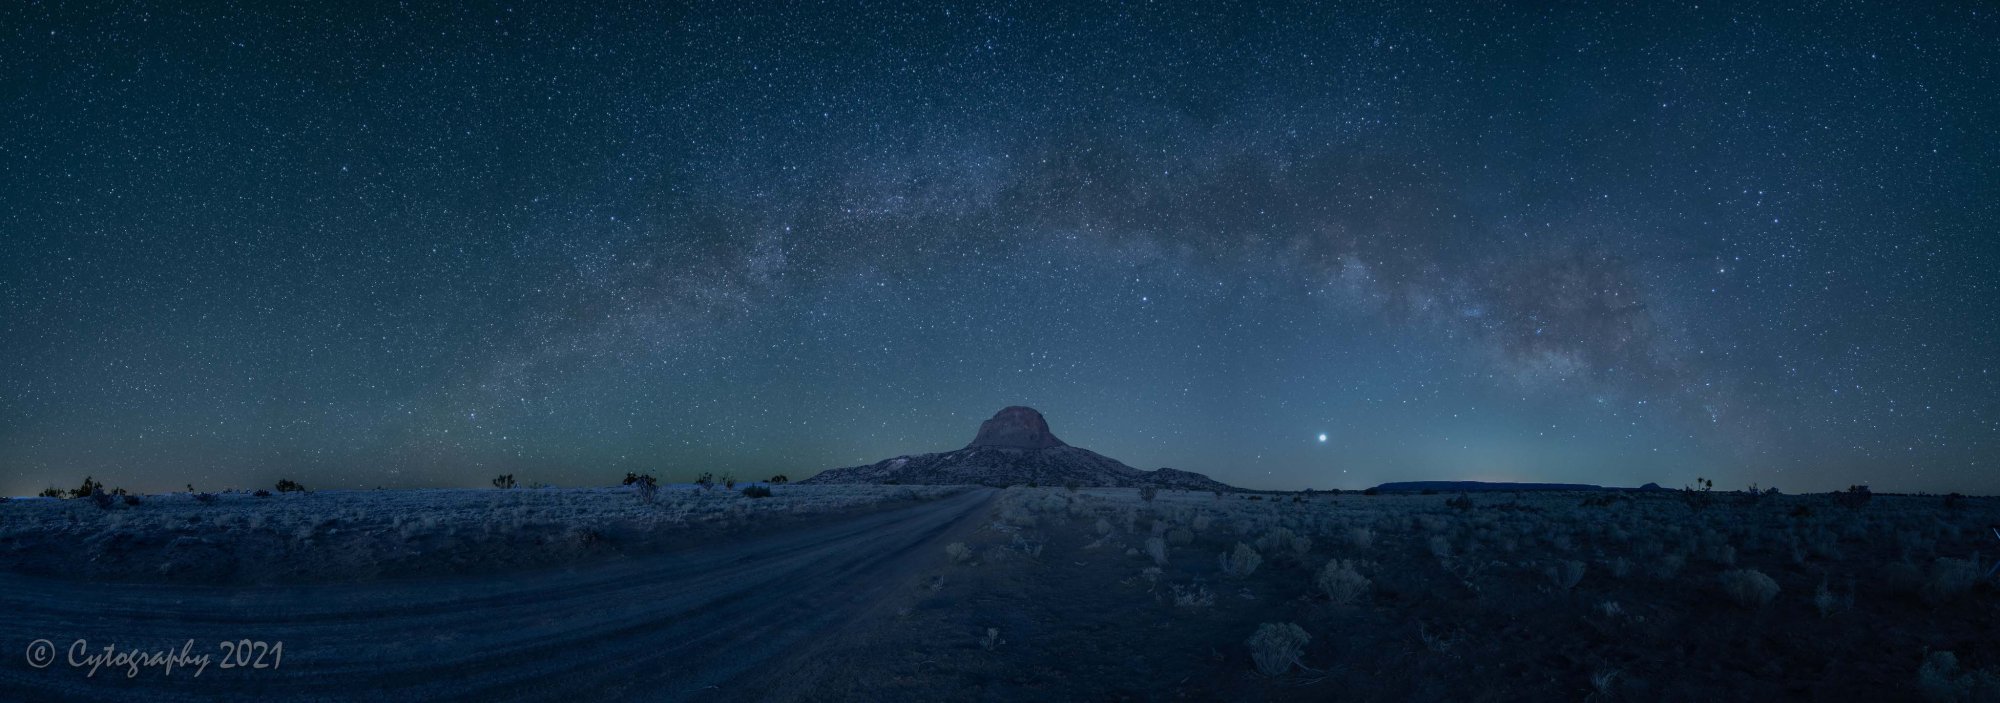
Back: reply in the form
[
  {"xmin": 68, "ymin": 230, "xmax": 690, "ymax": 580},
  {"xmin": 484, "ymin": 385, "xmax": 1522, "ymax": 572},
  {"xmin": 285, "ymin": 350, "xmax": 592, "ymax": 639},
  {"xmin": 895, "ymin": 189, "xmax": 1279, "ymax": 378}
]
[{"xmin": 0, "ymin": 488, "xmax": 995, "ymax": 702}]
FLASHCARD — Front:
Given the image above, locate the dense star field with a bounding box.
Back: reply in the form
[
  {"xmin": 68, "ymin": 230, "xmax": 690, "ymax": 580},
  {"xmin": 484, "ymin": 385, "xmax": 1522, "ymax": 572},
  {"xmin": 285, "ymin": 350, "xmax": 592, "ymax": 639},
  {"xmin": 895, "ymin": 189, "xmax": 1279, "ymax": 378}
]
[{"xmin": 2, "ymin": 2, "xmax": 1995, "ymax": 495}]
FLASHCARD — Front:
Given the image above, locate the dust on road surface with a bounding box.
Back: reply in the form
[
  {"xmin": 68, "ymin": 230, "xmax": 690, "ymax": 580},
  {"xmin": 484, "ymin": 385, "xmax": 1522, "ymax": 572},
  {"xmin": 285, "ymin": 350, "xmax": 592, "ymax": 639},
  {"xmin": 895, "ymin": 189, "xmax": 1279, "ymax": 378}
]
[{"xmin": 0, "ymin": 488, "xmax": 996, "ymax": 702}]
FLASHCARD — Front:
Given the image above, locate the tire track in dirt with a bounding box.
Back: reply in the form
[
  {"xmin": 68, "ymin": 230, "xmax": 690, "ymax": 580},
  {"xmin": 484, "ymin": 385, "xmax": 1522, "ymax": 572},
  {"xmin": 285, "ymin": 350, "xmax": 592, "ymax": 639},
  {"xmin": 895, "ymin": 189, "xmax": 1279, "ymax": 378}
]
[{"xmin": 0, "ymin": 488, "xmax": 996, "ymax": 702}]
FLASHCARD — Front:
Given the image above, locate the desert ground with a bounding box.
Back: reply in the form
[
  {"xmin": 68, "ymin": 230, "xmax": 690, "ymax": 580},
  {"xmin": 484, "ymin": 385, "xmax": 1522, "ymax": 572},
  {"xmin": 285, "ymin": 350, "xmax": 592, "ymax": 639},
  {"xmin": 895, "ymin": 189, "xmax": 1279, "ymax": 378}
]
[
  {"xmin": 808, "ymin": 487, "xmax": 2000, "ymax": 702},
  {"xmin": 2, "ymin": 484, "xmax": 1997, "ymax": 701}
]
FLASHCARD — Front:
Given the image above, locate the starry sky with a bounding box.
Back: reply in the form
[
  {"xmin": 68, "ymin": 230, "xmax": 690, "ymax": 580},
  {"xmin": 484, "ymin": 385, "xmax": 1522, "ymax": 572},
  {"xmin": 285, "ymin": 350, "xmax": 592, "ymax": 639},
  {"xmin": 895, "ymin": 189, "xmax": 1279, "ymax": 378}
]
[{"xmin": 3, "ymin": 1, "xmax": 1996, "ymax": 496}]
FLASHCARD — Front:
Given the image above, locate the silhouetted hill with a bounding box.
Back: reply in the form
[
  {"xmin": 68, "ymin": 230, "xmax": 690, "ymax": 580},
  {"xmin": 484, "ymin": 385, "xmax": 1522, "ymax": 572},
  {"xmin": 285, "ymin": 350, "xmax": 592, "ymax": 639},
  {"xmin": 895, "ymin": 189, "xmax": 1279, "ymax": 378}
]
[{"xmin": 803, "ymin": 407, "xmax": 1237, "ymax": 491}]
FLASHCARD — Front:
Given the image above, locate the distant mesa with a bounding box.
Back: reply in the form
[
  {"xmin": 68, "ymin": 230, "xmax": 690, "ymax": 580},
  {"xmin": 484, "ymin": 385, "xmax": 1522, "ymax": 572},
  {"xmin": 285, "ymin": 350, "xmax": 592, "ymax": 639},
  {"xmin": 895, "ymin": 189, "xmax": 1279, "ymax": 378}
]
[
  {"xmin": 968, "ymin": 406, "xmax": 1068, "ymax": 449},
  {"xmin": 1369, "ymin": 480, "xmax": 1664, "ymax": 493},
  {"xmin": 802, "ymin": 407, "xmax": 1236, "ymax": 491}
]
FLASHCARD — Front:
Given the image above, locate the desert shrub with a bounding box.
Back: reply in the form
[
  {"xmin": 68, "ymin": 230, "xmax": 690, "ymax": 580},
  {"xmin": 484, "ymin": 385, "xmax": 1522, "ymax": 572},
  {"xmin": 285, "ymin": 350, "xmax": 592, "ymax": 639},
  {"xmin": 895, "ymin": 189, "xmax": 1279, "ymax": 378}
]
[
  {"xmin": 1362, "ymin": 487, "xmax": 1380, "ymax": 496},
  {"xmin": 1680, "ymin": 477, "xmax": 1714, "ymax": 511},
  {"xmin": 694, "ymin": 472, "xmax": 714, "ymax": 490},
  {"xmin": 767, "ymin": 474, "xmax": 789, "ymax": 484},
  {"xmin": 1650, "ymin": 552, "xmax": 1687, "ymax": 580},
  {"xmin": 1220, "ymin": 543, "xmax": 1263, "ymax": 578},
  {"xmin": 1138, "ymin": 486, "xmax": 1159, "ymax": 503},
  {"xmin": 492, "ymin": 474, "xmax": 515, "ymax": 489},
  {"xmin": 1795, "ymin": 527, "xmax": 1840, "ymax": 561},
  {"xmin": 1920, "ymin": 556, "xmax": 1981, "ymax": 605},
  {"xmin": 1548, "ymin": 531, "xmax": 1575, "ymax": 552},
  {"xmin": 90, "ymin": 490, "xmax": 115, "ymax": 510},
  {"xmin": 1146, "ymin": 536, "xmax": 1169, "ymax": 566},
  {"xmin": 980, "ymin": 628, "xmax": 1003, "ymax": 651},
  {"xmin": 630, "ymin": 474, "xmax": 659, "ymax": 503},
  {"xmin": 38, "ymin": 487, "xmax": 64, "ymax": 498},
  {"xmin": 1428, "ymin": 535, "xmax": 1453, "ymax": 560},
  {"xmin": 1942, "ymin": 492, "xmax": 1966, "ymax": 510},
  {"xmin": 1316, "ymin": 559, "xmax": 1371, "ymax": 604},
  {"xmin": 1042, "ymin": 494, "xmax": 1071, "ymax": 514},
  {"xmin": 1016, "ymin": 535, "xmax": 1048, "ymax": 559},
  {"xmin": 1917, "ymin": 650, "xmax": 2000, "ymax": 702},
  {"xmin": 1445, "ymin": 493, "xmax": 1474, "ymax": 511},
  {"xmin": 193, "ymin": 492, "xmax": 218, "ymax": 504},
  {"xmin": 1095, "ymin": 518, "xmax": 1114, "ymax": 535},
  {"xmin": 999, "ymin": 502, "xmax": 1039, "ymax": 528},
  {"xmin": 1738, "ymin": 484, "xmax": 1769, "ymax": 506},
  {"xmin": 1813, "ymin": 580, "xmax": 1836, "ymax": 616},
  {"xmin": 70, "ymin": 476, "xmax": 105, "ymax": 499},
  {"xmin": 1547, "ymin": 560, "xmax": 1586, "ymax": 591},
  {"xmin": 1256, "ymin": 527, "xmax": 1301, "ymax": 554},
  {"xmin": 1885, "ymin": 561, "xmax": 1928, "ymax": 598},
  {"xmin": 1192, "ymin": 513, "xmax": 1212, "ymax": 532},
  {"xmin": 1606, "ymin": 556, "xmax": 1632, "ymax": 579},
  {"xmin": 1167, "ymin": 528, "xmax": 1194, "ymax": 546},
  {"xmin": 946, "ymin": 542, "xmax": 973, "ymax": 564},
  {"xmin": 1347, "ymin": 527, "xmax": 1374, "ymax": 550},
  {"xmin": 1171, "ymin": 582, "xmax": 1215, "ymax": 607},
  {"xmin": 122, "ymin": 494, "xmax": 141, "ymax": 506},
  {"xmin": 275, "ymin": 479, "xmax": 306, "ymax": 493},
  {"xmin": 1898, "ymin": 530, "xmax": 1932, "ymax": 560},
  {"xmin": 1834, "ymin": 484, "xmax": 1873, "ymax": 510},
  {"xmin": 1064, "ymin": 480, "xmax": 1080, "ymax": 493},
  {"xmin": 1587, "ymin": 668, "xmax": 1624, "ymax": 700},
  {"xmin": 1813, "ymin": 579, "xmax": 1854, "ymax": 618},
  {"xmin": 1416, "ymin": 621, "xmax": 1465, "ymax": 655},
  {"xmin": 253, "ymin": 489, "xmax": 272, "ymax": 497},
  {"xmin": 722, "ymin": 474, "xmax": 737, "ymax": 490},
  {"xmin": 1701, "ymin": 542, "xmax": 1737, "ymax": 567},
  {"xmin": 1588, "ymin": 492, "xmax": 1634, "ymax": 508},
  {"xmin": 1246, "ymin": 623, "xmax": 1311, "ymax": 676},
  {"xmin": 569, "ymin": 527, "xmax": 605, "ymax": 546},
  {"xmin": 741, "ymin": 485, "xmax": 773, "ymax": 498},
  {"xmin": 1719, "ymin": 568, "xmax": 1779, "ymax": 608}
]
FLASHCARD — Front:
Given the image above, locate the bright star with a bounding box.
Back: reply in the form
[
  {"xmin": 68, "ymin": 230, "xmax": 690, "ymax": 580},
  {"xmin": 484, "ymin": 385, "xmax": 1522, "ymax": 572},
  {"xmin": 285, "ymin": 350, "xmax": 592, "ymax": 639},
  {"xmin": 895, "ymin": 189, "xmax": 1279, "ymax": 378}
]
[{"xmin": 1317, "ymin": 433, "xmax": 1328, "ymax": 443}]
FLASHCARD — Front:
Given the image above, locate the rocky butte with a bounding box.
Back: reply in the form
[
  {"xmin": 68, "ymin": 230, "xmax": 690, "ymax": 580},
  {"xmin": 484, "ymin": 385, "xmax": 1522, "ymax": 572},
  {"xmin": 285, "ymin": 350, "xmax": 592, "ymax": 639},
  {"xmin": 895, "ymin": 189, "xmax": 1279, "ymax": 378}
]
[{"xmin": 801, "ymin": 406, "xmax": 1238, "ymax": 490}]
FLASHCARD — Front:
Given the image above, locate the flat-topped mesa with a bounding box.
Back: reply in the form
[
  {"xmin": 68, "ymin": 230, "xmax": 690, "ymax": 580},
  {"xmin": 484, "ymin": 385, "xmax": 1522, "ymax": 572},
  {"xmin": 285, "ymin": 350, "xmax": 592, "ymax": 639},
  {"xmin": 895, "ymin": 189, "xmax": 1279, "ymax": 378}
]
[
  {"xmin": 966, "ymin": 406, "xmax": 1067, "ymax": 449},
  {"xmin": 802, "ymin": 405, "xmax": 1236, "ymax": 490}
]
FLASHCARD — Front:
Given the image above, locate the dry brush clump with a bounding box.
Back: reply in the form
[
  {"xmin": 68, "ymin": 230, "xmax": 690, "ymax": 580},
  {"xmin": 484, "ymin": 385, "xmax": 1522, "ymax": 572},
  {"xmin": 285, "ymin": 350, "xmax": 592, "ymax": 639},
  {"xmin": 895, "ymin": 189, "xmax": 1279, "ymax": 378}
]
[
  {"xmin": 1246, "ymin": 622, "xmax": 1312, "ymax": 676},
  {"xmin": 1171, "ymin": 582, "xmax": 1215, "ymax": 608},
  {"xmin": 1219, "ymin": 543, "xmax": 1263, "ymax": 578},
  {"xmin": 1316, "ymin": 558, "xmax": 1371, "ymax": 604},
  {"xmin": 1546, "ymin": 559, "xmax": 1586, "ymax": 592},
  {"xmin": 1917, "ymin": 650, "xmax": 2000, "ymax": 702},
  {"xmin": 1718, "ymin": 568, "xmax": 1780, "ymax": 608},
  {"xmin": 1919, "ymin": 556, "xmax": 1982, "ymax": 605}
]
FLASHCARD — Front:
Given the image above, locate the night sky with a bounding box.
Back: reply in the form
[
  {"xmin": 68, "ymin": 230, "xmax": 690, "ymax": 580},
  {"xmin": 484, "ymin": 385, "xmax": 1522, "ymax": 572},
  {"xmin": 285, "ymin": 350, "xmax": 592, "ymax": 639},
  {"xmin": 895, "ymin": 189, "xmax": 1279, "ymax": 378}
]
[{"xmin": 4, "ymin": 2, "xmax": 1996, "ymax": 496}]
